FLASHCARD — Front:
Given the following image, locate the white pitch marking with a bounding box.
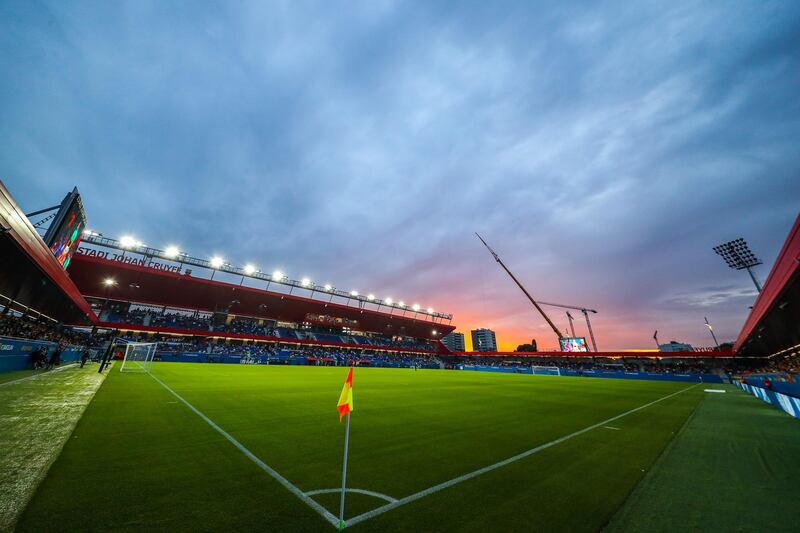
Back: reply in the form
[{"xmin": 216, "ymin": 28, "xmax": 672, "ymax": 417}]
[
  {"xmin": 704, "ymin": 389, "xmax": 726, "ymax": 393},
  {"xmin": 603, "ymin": 426, "xmax": 621, "ymax": 430},
  {"xmin": 344, "ymin": 384, "xmax": 699, "ymax": 529},
  {"xmin": 147, "ymin": 373, "xmax": 339, "ymax": 527},
  {"xmin": 0, "ymin": 363, "xmax": 78, "ymax": 388},
  {"xmin": 305, "ymin": 488, "xmax": 398, "ymax": 503}
]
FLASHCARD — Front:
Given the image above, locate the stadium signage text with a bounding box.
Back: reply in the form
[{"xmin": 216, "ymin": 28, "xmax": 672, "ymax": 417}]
[{"xmin": 77, "ymin": 247, "xmax": 182, "ymax": 273}]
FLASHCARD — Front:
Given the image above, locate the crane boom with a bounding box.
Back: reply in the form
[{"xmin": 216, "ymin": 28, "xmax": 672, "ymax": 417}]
[
  {"xmin": 536, "ymin": 301, "xmax": 597, "ymax": 313},
  {"xmin": 475, "ymin": 233, "xmax": 564, "ymax": 340}
]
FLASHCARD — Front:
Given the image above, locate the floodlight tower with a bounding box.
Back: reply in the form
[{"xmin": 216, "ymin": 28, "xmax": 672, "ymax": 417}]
[
  {"xmin": 704, "ymin": 317, "xmax": 719, "ymax": 349},
  {"xmin": 713, "ymin": 238, "xmax": 763, "ymax": 293}
]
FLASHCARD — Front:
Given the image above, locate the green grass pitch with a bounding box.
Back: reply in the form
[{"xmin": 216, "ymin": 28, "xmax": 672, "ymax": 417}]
[{"xmin": 15, "ymin": 364, "xmax": 705, "ymax": 532}]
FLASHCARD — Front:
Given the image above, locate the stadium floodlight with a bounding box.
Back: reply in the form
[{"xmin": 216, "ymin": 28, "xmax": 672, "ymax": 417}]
[
  {"xmin": 164, "ymin": 245, "xmax": 181, "ymax": 259},
  {"xmin": 272, "ymin": 270, "xmax": 284, "ymax": 281},
  {"xmin": 209, "ymin": 256, "xmax": 224, "ymax": 280},
  {"xmin": 367, "ymin": 293, "xmax": 375, "ymax": 301},
  {"xmin": 300, "ymin": 277, "xmax": 311, "ymax": 287},
  {"xmin": 432, "ymin": 329, "xmax": 438, "ymax": 335},
  {"xmin": 324, "ymin": 284, "xmax": 333, "ymax": 291},
  {"xmin": 398, "ymin": 301, "xmax": 405, "ymax": 307},
  {"xmin": 704, "ymin": 317, "xmax": 720, "ymax": 349},
  {"xmin": 385, "ymin": 297, "xmax": 393, "ymax": 305},
  {"xmin": 103, "ymin": 278, "xmax": 117, "ymax": 287},
  {"xmin": 82, "ymin": 229, "xmax": 100, "ymax": 237},
  {"xmin": 350, "ymin": 290, "xmax": 359, "ymax": 297},
  {"xmin": 412, "ymin": 304, "xmax": 420, "ymax": 311},
  {"xmin": 427, "ymin": 307, "xmax": 434, "ymax": 314},
  {"xmin": 243, "ymin": 264, "xmax": 256, "ymax": 275},
  {"xmin": 119, "ymin": 235, "xmax": 142, "ymax": 249},
  {"xmin": 713, "ymin": 238, "xmax": 763, "ymax": 292}
]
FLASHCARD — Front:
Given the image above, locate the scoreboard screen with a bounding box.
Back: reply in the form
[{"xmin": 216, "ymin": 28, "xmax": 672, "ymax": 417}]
[
  {"xmin": 43, "ymin": 188, "xmax": 87, "ymax": 269},
  {"xmin": 559, "ymin": 337, "xmax": 589, "ymax": 352}
]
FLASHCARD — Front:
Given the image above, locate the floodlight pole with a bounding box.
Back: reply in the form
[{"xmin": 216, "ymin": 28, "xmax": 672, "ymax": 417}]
[
  {"xmin": 745, "ymin": 266, "xmax": 762, "ymax": 293},
  {"xmin": 338, "ymin": 412, "xmax": 351, "ymax": 530},
  {"xmin": 704, "ymin": 317, "xmax": 719, "ymax": 349},
  {"xmin": 475, "ymin": 233, "xmax": 564, "ymax": 341}
]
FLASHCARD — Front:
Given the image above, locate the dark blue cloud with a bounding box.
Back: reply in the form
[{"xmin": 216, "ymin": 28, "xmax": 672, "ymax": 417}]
[{"xmin": 2, "ymin": 0, "xmax": 798, "ymax": 349}]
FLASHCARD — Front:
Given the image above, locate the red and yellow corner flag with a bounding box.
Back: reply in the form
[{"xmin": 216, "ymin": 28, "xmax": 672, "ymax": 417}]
[{"xmin": 337, "ymin": 367, "xmax": 354, "ymax": 421}]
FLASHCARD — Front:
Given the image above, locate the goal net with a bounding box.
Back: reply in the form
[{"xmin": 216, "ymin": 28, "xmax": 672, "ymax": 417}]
[
  {"xmin": 120, "ymin": 342, "xmax": 157, "ymax": 373},
  {"xmin": 531, "ymin": 365, "xmax": 561, "ymax": 376}
]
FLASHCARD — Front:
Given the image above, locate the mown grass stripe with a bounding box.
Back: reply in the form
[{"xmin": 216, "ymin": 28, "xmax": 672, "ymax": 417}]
[
  {"xmin": 344, "ymin": 384, "xmax": 698, "ymax": 528},
  {"xmin": 147, "ymin": 372, "xmax": 341, "ymax": 527}
]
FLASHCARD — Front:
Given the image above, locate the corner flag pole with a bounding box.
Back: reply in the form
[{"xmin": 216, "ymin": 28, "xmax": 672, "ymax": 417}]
[
  {"xmin": 338, "ymin": 411, "xmax": 351, "ymax": 530},
  {"xmin": 336, "ymin": 367, "xmax": 354, "ymax": 530}
]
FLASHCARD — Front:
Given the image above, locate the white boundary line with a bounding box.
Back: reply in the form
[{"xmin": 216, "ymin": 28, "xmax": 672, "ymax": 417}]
[
  {"xmin": 344, "ymin": 384, "xmax": 699, "ymax": 528},
  {"xmin": 305, "ymin": 488, "xmax": 398, "ymax": 503},
  {"xmin": 0, "ymin": 364, "xmax": 78, "ymax": 388},
  {"xmin": 147, "ymin": 369, "xmax": 698, "ymax": 530},
  {"xmin": 147, "ymin": 373, "xmax": 340, "ymax": 527}
]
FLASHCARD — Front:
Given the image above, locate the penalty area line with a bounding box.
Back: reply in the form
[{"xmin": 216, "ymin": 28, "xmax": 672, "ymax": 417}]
[
  {"xmin": 344, "ymin": 383, "xmax": 700, "ymax": 529},
  {"xmin": 147, "ymin": 373, "xmax": 340, "ymax": 527}
]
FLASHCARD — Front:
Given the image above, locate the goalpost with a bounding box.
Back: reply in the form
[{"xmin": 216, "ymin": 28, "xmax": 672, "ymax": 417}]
[
  {"xmin": 119, "ymin": 342, "xmax": 158, "ymax": 373},
  {"xmin": 531, "ymin": 365, "xmax": 561, "ymax": 376}
]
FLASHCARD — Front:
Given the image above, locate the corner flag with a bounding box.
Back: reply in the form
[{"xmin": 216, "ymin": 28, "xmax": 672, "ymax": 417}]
[
  {"xmin": 337, "ymin": 367, "xmax": 354, "ymax": 421},
  {"xmin": 337, "ymin": 367, "xmax": 354, "ymax": 530}
]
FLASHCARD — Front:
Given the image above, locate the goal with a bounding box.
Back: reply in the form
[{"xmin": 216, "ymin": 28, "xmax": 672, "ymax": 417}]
[
  {"xmin": 119, "ymin": 342, "xmax": 158, "ymax": 373},
  {"xmin": 531, "ymin": 365, "xmax": 561, "ymax": 376}
]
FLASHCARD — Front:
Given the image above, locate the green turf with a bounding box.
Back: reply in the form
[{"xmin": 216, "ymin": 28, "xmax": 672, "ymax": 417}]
[
  {"xmin": 15, "ymin": 364, "xmax": 705, "ymax": 532},
  {"xmin": 606, "ymin": 384, "xmax": 800, "ymax": 533},
  {"xmin": 0, "ymin": 369, "xmax": 38, "ymax": 386},
  {"xmin": 0, "ymin": 365, "xmax": 107, "ymax": 532}
]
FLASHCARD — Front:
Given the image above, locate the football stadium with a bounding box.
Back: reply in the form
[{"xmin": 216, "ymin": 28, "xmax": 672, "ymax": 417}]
[
  {"xmin": 3, "ymin": 3, "xmax": 800, "ymax": 532},
  {"xmin": 1, "ymin": 180, "xmax": 799, "ymax": 532}
]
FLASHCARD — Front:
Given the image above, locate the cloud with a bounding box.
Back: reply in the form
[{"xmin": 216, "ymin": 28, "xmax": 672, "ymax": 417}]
[
  {"xmin": 1, "ymin": 0, "xmax": 799, "ymax": 350},
  {"xmin": 663, "ymin": 285, "xmax": 760, "ymax": 308}
]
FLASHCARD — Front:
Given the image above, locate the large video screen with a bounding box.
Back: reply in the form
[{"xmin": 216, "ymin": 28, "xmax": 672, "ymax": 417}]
[
  {"xmin": 559, "ymin": 337, "xmax": 589, "ymax": 352},
  {"xmin": 43, "ymin": 189, "xmax": 87, "ymax": 269}
]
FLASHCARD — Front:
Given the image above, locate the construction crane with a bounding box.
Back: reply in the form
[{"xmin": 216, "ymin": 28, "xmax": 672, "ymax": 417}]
[
  {"xmin": 475, "ymin": 233, "xmax": 564, "ymax": 341},
  {"xmin": 566, "ymin": 311, "xmax": 576, "ymax": 338},
  {"xmin": 536, "ymin": 300, "xmax": 599, "ymax": 352}
]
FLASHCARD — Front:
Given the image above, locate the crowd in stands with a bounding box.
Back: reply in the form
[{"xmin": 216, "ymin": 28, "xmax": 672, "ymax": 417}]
[
  {"xmin": 8, "ymin": 310, "xmax": 793, "ymax": 379},
  {"xmin": 0, "ymin": 314, "xmax": 91, "ymax": 347},
  {"xmin": 104, "ymin": 308, "xmax": 437, "ymax": 352},
  {"xmin": 445, "ymin": 355, "xmax": 725, "ymax": 375},
  {"xmin": 751, "ymin": 352, "xmax": 800, "ymax": 375},
  {"xmin": 117, "ymin": 333, "xmax": 442, "ymax": 368}
]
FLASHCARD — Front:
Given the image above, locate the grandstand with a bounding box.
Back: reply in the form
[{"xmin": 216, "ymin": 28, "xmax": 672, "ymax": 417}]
[{"xmin": 1, "ymin": 179, "xmax": 799, "ymax": 533}]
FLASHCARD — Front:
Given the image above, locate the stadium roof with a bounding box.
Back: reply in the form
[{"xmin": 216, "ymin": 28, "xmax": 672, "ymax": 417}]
[
  {"xmin": 734, "ymin": 213, "xmax": 800, "ymax": 356},
  {"xmin": 0, "ymin": 181, "xmax": 96, "ymax": 324},
  {"xmin": 67, "ymin": 252, "xmax": 455, "ymax": 340}
]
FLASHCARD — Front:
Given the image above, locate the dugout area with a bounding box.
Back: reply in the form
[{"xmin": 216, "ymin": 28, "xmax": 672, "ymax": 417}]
[{"xmin": 5, "ymin": 364, "xmax": 798, "ymax": 532}]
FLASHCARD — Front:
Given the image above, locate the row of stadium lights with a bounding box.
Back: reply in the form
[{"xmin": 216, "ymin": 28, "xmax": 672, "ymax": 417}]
[{"xmin": 91, "ymin": 232, "xmax": 436, "ymax": 315}]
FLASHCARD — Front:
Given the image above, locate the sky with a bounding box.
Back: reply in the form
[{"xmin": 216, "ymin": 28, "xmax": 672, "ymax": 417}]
[{"xmin": 1, "ymin": 0, "xmax": 799, "ymax": 351}]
